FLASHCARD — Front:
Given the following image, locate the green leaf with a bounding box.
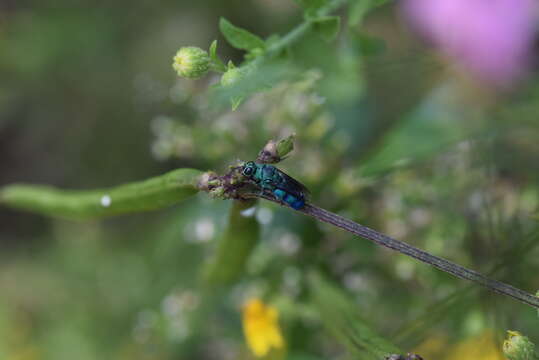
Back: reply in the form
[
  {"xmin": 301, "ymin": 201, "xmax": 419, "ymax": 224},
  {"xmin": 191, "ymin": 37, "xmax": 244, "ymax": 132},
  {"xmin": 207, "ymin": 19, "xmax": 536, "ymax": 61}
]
[
  {"xmin": 358, "ymin": 108, "xmax": 472, "ymax": 177},
  {"xmin": 349, "ymin": 0, "xmax": 391, "ymax": 27},
  {"xmin": 211, "ymin": 62, "xmax": 295, "ymax": 110},
  {"xmin": 348, "ymin": 0, "xmax": 370, "ymax": 27},
  {"xmin": 276, "ymin": 133, "xmax": 296, "ymax": 158},
  {"xmin": 202, "ymin": 200, "xmax": 260, "ymax": 286},
  {"xmin": 309, "ymin": 272, "xmax": 402, "ymax": 359},
  {"xmin": 209, "ymin": 40, "xmax": 226, "ymax": 72},
  {"xmin": 219, "ymin": 17, "xmax": 266, "ymax": 52},
  {"xmin": 295, "ymin": 0, "xmax": 328, "ymax": 12},
  {"xmin": 230, "ymin": 96, "xmax": 243, "ymax": 111},
  {"xmin": 0, "ymin": 168, "xmax": 202, "ymax": 219},
  {"xmin": 352, "ymin": 31, "xmax": 386, "ymax": 57},
  {"xmin": 312, "ymin": 16, "xmax": 340, "ymax": 42},
  {"xmin": 265, "ymin": 34, "xmax": 281, "ymax": 48},
  {"xmin": 373, "ymin": 0, "xmax": 390, "ymax": 6},
  {"xmin": 209, "ymin": 40, "xmax": 217, "ymax": 60}
]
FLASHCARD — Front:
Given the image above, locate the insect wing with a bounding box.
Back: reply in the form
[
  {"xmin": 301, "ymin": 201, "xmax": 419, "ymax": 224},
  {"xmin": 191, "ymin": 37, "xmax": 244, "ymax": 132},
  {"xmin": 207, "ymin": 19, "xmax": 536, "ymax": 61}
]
[{"xmin": 275, "ymin": 169, "xmax": 309, "ymax": 199}]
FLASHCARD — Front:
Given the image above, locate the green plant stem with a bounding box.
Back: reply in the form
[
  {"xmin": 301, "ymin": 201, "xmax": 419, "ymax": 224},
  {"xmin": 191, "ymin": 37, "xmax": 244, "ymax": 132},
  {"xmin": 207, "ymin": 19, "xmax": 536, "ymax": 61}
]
[
  {"xmin": 263, "ymin": 0, "xmax": 348, "ymax": 58},
  {"xmin": 212, "ymin": 0, "xmax": 348, "ymax": 108},
  {"xmin": 202, "ymin": 199, "xmax": 260, "ymax": 286},
  {"xmin": 0, "ymin": 168, "xmax": 202, "ymax": 219},
  {"xmin": 266, "ymin": 22, "xmax": 311, "ymax": 56},
  {"xmin": 252, "ymin": 194, "xmax": 539, "ymax": 309},
  {"xmin": 210, "ymin": 61, "xmax": 227, "ymax": 73}
]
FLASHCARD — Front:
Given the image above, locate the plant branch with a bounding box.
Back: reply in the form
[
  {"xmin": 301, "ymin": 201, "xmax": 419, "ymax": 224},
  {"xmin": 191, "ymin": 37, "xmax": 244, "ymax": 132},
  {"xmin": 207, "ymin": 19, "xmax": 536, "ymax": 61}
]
[
  {"xmin": 250, "ymin": 193, "xmax": 539, "ymax": 309},
  {"xmin": 261, "ymin": 0, "xmax": 349, "ymax": 59}
]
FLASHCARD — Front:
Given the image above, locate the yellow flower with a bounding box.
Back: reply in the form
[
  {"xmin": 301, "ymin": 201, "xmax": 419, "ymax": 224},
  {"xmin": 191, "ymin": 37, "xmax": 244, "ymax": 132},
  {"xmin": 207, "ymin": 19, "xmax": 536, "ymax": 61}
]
[
  {"xmin": 414, "ymin": 331, "xmax": 505, "ymax": 360},
  {"xmin": 242, "ymin": 298, "xmax": 285, "ymax": 358},
  {"xmin": 447, "ymin": 331, "xmax": 505, "ymax": 360}
]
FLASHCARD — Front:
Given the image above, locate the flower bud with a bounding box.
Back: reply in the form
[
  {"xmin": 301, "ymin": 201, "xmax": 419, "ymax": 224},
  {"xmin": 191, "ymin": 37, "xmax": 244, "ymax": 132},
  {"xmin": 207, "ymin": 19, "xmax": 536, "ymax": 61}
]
[
  {"xmin": 503, "ymin": 330, "xmax": 536, "ymax": 360},
  {"xmin": 256, "ymin": 140, "xmax": 278, "ymax": 164},
  {"xmin": 220, "ymin": 67, "xmax": 244, "ymax": 86},
  {"xmin": 220, "ymin": 65, "xmax": 250, "ymax": 110},
  {"xmin": 276, "ymin": 133, "xmax": 295, "ymax": 159},
  {"xmin": 256, "ymin": 134, "xmax": 295, "ymax": 164},
  {"xmin": 172, "ymin": 47, "xmax": 210, "ymax": 79}
]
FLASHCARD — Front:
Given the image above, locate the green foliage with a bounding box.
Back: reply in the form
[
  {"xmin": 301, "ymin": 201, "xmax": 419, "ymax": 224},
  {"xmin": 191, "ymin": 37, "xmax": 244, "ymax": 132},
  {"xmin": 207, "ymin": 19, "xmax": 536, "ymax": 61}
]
[
  {"xmin": 276, "ymin": 134, "xmax": 296, "ymax": 159},
  {"xmin": 358, "ymin": 106, "xmax": 473, "ymax": 177},
  {"xmin": 295, "ymin": 0, "xmax": 329, "ymax": 12},
  {"xmin": 209, "ymin": 40, "xmax": 227, "ymax": 72},
  {"xmin": 352, "ymin": 31, "xmax": 386, "ymax": 56},
  {"xmin": 219, "ymin": 17, "xmax": 266, "ymax": 53},
  {"xmin": 503, "ymin": 331, "xmax": 538, "ymax": 360},
  {"xmin": 1, "ymin": 0, "xmax": 539, "ymax": 359},
  {"xmin": 311, "ymin": 16, "xmax": 341, "ymax": 42},
  {"xmin": 349, "ymin": 0, "xmax": 390, "ymax": 26},
  {"xmin": 295, "ymin": 0, "xmax": 331, "ymax": 19},
  {"xmin": 0, "ymin": 169, "xmax": 202, "ymax": 219},
  {"xmin": 212, "ymin": 62, "xmax": 293, "ymax": 109},
  {"xmin": 309, "ymin": 272, "xmax": 402, "ymax": 359},
  {"xmin": 203, "ymin": 200, "xmax": 260, "ymax": 286},
  {"xmin": 174, "ymin": 0, "xmax": 351, "ymax": 109}
]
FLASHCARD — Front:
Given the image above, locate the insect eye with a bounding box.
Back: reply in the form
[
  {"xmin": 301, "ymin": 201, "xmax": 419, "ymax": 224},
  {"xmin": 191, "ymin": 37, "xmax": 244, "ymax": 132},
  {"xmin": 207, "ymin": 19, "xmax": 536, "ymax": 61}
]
[{"xmin": 243, "ymin": 167, "xmax": 253, "ymax": 176}]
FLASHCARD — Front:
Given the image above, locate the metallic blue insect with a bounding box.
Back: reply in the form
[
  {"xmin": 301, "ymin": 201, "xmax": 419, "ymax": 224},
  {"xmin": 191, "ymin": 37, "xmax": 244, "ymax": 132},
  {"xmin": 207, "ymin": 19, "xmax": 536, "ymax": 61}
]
[{"xmin": 241, "ymin": 161, "xmax": 308, "ymax": 210}]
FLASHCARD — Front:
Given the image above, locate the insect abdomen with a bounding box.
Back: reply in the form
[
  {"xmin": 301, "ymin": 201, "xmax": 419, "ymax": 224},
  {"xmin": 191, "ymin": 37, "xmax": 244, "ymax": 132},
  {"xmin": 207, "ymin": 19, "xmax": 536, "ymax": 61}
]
[{"xmin": 273, "ymin": 188, "xmax": 305, "ymax": 210}]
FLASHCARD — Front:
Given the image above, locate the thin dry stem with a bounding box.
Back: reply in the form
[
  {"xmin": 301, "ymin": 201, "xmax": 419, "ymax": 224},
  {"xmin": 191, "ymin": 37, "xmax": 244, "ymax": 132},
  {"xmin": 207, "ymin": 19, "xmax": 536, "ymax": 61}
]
[{"xmin": 250, "ymin": 193, "xmax": 539, "ymax": 309}]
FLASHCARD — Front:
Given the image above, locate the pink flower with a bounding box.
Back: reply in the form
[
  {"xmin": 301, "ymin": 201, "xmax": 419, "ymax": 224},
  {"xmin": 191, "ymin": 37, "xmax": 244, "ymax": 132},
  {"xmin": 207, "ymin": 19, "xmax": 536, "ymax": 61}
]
[{"xmin": 401, "ymin": 0, "xmax": 538, "ymax": 88}]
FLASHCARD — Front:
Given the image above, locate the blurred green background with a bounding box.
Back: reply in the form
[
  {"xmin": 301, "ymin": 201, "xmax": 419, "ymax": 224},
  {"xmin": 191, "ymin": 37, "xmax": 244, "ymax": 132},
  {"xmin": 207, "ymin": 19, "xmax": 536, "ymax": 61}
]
[{"xmin": 1, "ymin": 1, "xmax": 538, "ymax": 359}]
